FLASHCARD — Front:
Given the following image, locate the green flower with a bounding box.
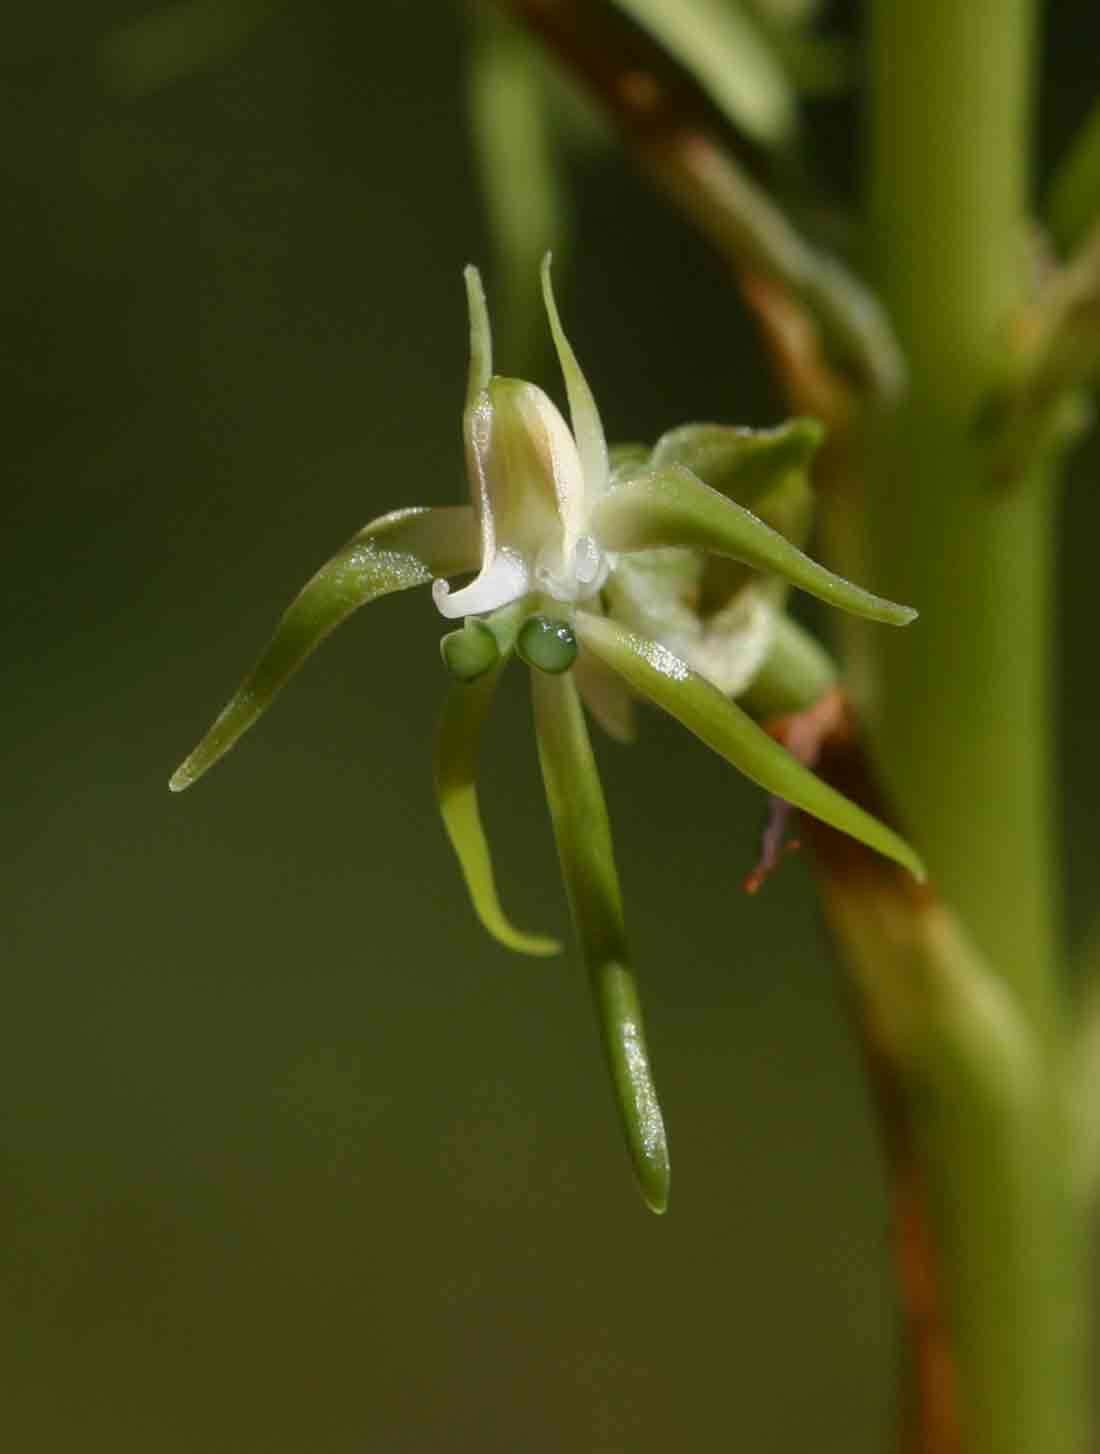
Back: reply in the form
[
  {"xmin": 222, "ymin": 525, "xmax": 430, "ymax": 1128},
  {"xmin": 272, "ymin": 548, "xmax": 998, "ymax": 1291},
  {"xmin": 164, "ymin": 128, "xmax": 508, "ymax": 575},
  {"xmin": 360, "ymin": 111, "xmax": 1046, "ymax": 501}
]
[{"xmin": 171, "ymin": 257, "xmax": 920, "ymax": 1213}]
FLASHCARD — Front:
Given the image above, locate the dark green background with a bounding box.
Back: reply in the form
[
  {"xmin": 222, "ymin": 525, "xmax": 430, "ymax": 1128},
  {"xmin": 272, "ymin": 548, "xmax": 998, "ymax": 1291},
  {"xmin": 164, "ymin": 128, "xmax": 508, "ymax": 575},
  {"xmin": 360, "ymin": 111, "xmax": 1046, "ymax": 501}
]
[{"xmin": 5, "ymin": 3, "xmax": 1099, "ymax": 1449}]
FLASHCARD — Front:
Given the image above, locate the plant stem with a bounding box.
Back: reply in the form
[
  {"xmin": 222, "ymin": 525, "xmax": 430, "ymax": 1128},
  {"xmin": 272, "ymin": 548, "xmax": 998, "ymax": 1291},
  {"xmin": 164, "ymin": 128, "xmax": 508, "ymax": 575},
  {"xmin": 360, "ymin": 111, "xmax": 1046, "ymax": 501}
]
[
  {"xmin": 865, "ymin": 0, "xmax": 1058, "ymax": 1030},
  {"xmin": 849, "ymin": 4, "xmax": 1087, "ymax": 1450}
]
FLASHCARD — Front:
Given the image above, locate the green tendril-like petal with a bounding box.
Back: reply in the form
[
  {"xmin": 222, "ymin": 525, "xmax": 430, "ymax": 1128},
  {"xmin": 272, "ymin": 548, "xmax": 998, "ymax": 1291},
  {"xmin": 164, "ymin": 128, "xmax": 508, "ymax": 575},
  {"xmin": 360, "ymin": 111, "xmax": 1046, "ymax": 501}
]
[
  {"xmin": 170, "ymin": 505, "xmax": 479, "ymax": 792},
  {"xmin": 532, "ymin": 669, "xmax": 670, "ymax": 1213},
  {"xmin": 576, "ymin": 611, "xmax": 925, "ymax": 882},
  {"xmin": 434, "ymin": 667, "xmax": 560, "ymax": 958},
  {"xmin": 541, "ymin": 253, "xmax": 609, "ymax": 504},
  {"xmin": 592, "ymin": 463, "xmax": 917, "ymax": 626}
]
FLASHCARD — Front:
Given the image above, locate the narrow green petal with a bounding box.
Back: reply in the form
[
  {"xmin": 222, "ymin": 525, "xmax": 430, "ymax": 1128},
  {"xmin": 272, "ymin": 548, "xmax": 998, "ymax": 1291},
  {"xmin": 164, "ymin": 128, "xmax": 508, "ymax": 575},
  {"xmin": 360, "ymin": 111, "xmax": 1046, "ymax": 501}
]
[
  {"xmin": 576, "ymin": 612, "xmax": 925, "ymax": 881},
  {"xmin": 650, "ymin": 418, "xmax": 823, "ymax": 507},
  {"xmin": 592, "ymin": 464, "xmax": 917, "ymax": 627},
  {"xmin": 464, "ymin": 266, "xmax": 493, "ymax": 407},
  {"xmin": 434, "ymin": 668, "xmax": 560, "ymax": 958},
  {"xmin": 540, "ymin": 254, "xmax": 609, "ymax": 501},
  {"xmin": 170, "ymin": 506, "xmax": 479, "ymax": 792},
  {"xmin": 532, "ymin": 670, "xmax": 670, "ymax": 1213}
]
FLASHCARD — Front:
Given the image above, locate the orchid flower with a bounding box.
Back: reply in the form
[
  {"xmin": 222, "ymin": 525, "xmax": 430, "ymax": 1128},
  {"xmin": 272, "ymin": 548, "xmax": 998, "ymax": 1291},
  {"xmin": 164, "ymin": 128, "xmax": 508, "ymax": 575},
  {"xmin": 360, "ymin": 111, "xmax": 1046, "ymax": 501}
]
[{"xmin": 171, "ymin": 257, "xmax": 921, "ymax": 1212}]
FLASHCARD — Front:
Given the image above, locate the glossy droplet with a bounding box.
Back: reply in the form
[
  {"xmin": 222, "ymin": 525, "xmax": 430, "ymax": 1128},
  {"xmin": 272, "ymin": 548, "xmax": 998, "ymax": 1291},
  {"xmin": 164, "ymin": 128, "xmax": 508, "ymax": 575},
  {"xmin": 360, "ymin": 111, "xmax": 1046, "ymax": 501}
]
[
  {"xmin": 440, "ymin": 620, "xmax": 501, "ymax": 682},
  {"xmin": 517, "ymin": 615, "xmax": 578, "ymax": 674}
]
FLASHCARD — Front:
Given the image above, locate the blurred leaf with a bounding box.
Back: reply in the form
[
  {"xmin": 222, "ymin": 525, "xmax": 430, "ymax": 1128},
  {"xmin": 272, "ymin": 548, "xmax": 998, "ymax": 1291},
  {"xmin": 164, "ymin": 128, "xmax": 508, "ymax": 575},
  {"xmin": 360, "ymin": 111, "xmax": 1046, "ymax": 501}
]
[
  {"xmin": 468, "ymin": 13, "xmax": 572, "ymax": 367},
  {"xmin": 611, "ymin": 0, "xmax": 796, "ymax": 148}
]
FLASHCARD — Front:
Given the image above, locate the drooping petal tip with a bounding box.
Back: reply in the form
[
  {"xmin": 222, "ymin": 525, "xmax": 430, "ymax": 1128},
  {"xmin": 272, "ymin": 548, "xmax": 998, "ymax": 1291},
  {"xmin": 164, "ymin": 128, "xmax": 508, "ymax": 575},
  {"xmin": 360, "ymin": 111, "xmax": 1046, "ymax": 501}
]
[{"xmin": 435, "ymin": 669, "xmax": 561, "ymax": 958}]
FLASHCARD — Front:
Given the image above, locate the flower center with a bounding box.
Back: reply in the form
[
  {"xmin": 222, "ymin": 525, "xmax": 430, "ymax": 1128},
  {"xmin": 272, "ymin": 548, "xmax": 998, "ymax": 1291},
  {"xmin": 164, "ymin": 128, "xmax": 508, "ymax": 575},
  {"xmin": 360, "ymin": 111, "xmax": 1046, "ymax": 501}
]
[{"xmin": 533, "ymin": 534, "xmax": 609, "ymax": 605}]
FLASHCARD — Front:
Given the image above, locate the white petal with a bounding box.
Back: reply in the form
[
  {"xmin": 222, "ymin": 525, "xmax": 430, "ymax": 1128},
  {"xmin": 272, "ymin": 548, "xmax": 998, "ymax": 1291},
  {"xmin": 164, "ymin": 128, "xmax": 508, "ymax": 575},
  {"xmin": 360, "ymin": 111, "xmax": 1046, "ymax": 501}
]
[{"xmin": 432, "ymin": 551, "xmax": 530, "ymax": 620}]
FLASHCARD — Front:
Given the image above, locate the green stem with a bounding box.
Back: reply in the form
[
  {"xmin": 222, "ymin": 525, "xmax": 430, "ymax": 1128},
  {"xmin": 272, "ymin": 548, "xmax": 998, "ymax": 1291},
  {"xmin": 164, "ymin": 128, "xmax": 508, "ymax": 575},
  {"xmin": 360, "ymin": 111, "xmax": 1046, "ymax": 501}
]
[
  {"xmin": 866, "ymin": 0, "xmax": 1055, "ymax": 1027},
  {"xmin": 850, "ymin": 3, "xmax": 1087, "ymax": 1450}
]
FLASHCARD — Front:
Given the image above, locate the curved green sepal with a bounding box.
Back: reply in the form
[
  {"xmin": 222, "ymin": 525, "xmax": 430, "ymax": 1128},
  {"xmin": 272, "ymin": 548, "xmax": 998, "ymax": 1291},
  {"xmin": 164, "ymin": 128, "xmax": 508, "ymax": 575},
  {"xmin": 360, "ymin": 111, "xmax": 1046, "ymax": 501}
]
[
  {"xmin": 576, "ymin": 611, "xmax": 925, "ymax": 882},
  {"xmin": 170, "ymin": 506, "xmax": 479, "ymax": 792},
  {"xmin": 541, "ymin": 254, "xmax": 609, "ymax": 503},
  {"xmin": 434, "ymin": 668, "xmax": 560, "ymax": 958},
  {"xmin": 651, "ymin": 418, "xmax": 824, "ymax": 508},
  {"xmin": 532, "ymin": 670, "xmax": 670, "ymax": 1213},
  {"xmin": 592, "ymin": 464, "xmax": 917, "ymax": 627}
]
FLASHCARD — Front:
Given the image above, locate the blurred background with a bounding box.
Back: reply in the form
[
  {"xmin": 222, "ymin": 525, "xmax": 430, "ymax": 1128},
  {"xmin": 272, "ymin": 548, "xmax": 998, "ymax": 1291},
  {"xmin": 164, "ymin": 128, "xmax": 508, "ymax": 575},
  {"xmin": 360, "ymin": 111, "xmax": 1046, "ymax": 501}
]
[{"xmin": 4, "ymin": 2, "xmax": 1100, "ymax": 1449}]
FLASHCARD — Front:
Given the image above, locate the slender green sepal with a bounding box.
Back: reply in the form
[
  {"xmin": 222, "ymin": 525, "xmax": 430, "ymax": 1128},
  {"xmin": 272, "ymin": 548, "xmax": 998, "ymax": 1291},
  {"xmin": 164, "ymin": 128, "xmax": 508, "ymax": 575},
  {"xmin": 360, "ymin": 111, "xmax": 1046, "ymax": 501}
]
[
  {"xmin": 1047, "ymin": 101, "xmax": 1100, "ymax": 253},
  {"xmin": 464, "ymin": 266, "xmax": 493, "ymax": 407},
  {"xmin": 650, "ymin": 418, "xmax": 824, "ymax": 507},
  {"xmin": 434, "ymin": 667, "xmax": 560, "ymax": 958},
  {"xmin": 440, "ymin": 620, "xmax": 501, "ymax": 682},
  {"xmin": 610, "ymin": 0, "xmax": 795, "ymax": 148},
  {"xmin": 540, "ymin": 253, "xmax": 609, "ymax": 503},
  {"xmin": 516, "ymin": 615, "xmax": 578, "ymax": 674},
  {"xmin": 170, "ymin": 506, "xmax": 479, "ymax": 791},
  {"xmin": 592, "ymin": 464, "xmax": 917, "ymax": 626},
  {"xmin": 532, "ymin": 670, "xmax": 670, "ymax": 1212},
  {"xmin": 576, "ymin": 611, "xmax": 924, "ymax": 880}
]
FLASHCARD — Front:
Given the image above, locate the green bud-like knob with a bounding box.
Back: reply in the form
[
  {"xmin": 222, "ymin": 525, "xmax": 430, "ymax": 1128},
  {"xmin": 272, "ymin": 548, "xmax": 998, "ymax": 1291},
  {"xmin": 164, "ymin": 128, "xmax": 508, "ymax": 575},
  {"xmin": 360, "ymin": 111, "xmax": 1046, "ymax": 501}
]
[
  {"xmin": 516, "ymin": 615, "xmax": 577, "ymax": 674},
  {"xmin": 440, "ymin": 620, "xmax": 501, "ymax": 682}
]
